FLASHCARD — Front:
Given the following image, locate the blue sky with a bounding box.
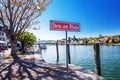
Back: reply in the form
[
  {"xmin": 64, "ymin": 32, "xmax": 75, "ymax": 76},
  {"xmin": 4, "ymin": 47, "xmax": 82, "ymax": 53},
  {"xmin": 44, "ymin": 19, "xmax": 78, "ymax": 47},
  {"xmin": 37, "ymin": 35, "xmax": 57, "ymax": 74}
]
[{"xmin": 30, "ymin": 0, "xmax": 120, "ymax": 40}]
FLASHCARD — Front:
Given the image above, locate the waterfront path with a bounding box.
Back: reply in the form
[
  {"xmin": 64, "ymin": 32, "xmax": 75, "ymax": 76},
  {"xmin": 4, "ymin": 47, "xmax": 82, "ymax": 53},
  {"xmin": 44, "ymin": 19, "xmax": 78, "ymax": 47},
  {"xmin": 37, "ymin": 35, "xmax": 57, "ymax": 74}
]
[{"xmin": 0, "ymin": 48, "xmax": 105, "ymax": 80}]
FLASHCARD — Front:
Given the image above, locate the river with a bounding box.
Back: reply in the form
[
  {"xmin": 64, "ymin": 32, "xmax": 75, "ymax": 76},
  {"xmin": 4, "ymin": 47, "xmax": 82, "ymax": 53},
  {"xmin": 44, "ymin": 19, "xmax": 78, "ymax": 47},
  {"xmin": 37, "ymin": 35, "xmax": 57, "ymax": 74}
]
[{"xmin": 42, "ymin": 45, "xmax": 120, "ymax": 80}]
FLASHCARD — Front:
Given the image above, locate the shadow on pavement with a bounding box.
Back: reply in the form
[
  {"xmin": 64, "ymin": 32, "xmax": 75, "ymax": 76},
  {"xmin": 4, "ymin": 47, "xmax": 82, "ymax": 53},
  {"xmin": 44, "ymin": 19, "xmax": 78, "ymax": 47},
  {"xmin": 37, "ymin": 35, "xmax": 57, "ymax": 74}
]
[{"xmin": 0, "ymin": 58, "xmax": 82, "ymax": 80}]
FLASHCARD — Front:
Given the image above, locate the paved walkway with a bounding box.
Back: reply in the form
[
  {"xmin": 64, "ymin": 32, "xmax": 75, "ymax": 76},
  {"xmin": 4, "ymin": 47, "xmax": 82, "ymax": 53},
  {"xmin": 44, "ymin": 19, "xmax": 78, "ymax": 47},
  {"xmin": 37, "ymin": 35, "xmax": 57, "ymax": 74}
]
[{"xmin": 0, "ymin": 47, "xmax": 105, "ymax": 80}]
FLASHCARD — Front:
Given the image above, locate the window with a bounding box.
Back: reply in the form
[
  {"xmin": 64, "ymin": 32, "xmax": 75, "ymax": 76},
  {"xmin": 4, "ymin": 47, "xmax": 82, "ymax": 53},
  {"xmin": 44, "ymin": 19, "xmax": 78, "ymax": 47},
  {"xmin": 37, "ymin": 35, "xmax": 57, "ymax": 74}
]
[
  {"xmin": 3, "ymin": 38, "xmax": 5, "ymax": 41},
  {"xmin": 2, "ymin": 33, "xmax": 4, "ymax": 36},
  {"xmin": 0, "ymin": 32, "xmax": 4, "ymax": 36}
]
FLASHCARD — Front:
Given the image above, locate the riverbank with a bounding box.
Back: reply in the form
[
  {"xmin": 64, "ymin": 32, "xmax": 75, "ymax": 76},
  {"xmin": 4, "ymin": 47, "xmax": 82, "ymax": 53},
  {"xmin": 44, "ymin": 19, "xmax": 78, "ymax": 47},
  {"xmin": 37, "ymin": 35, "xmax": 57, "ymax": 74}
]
[
  {"xmin": 0, "ymin": 45, "xmax": 106, "ymax": 80},
  {"xmin": 45, "ymin": 43, "xmax": 120, "ymax": 46},
  {"xmin": 0, "ymin": 52, "xmax": 105, "ymax": 80}
]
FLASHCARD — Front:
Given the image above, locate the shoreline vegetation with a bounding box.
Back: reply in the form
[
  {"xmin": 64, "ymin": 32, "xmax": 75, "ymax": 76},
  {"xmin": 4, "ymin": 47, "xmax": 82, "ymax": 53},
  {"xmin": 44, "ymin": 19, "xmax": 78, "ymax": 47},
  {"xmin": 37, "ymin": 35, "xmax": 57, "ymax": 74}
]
[
  {"xmin": 42, "ymin": 42, "xmax": 120, "ymax": 46},
  {"xmin": 40, "ymin": 34, "xmax": 120, "ymax": 46}
]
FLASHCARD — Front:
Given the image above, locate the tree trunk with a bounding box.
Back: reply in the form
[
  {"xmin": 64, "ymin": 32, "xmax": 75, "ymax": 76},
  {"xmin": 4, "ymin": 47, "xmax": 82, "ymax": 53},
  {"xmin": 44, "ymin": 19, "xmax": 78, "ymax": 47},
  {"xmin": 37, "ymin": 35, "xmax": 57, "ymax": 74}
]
[
  {"xmin": 21, "ymin": 43, "xmax": 25, "ymax": 50},
  {"xmin": 10, "ymin": 40, "xmax": 19, "ymax": 59}
]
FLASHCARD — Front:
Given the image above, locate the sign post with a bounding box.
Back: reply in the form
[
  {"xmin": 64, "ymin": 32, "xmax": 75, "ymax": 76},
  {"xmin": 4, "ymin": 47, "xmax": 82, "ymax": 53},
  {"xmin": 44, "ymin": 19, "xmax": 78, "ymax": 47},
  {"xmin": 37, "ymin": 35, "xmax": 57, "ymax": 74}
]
[
  {"xmin": 65, "ymin": 30, "xmax": 68, "ymax": 71},
  {"xmin": 50, "ymin": 20, "xmax": 80, "ymax": 31},
  {"xmin": 50, "ymin": 20, "xmax": 80, "ymax": 79}
]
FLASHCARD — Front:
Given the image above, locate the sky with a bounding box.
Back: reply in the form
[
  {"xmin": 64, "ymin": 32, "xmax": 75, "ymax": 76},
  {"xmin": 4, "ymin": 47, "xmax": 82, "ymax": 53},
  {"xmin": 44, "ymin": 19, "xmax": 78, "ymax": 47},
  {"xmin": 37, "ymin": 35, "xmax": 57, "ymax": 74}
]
[{"xmin": 29, "ymin": 0, "xmax": 120, "ymax": 40}]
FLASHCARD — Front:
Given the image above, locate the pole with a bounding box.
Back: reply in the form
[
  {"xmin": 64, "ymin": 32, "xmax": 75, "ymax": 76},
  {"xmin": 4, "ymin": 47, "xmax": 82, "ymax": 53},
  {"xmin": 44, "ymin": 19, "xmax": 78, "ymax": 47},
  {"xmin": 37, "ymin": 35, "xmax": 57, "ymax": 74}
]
[
  {"xmin": 68, "ymin": 37, "xmax": 71, "ymax": 64},
  {"xmin": 93, "ymin": 43, "xmax": 101, "ymax": 76},
  {"xmin": 65, "ymin": 31, "xmax": 69, "ymax": 80},
  {"xmin": 56, "ymin": 41, "xmax": 59, "ymax": 64},
  {"xmin": 66, "ymin": 31, "xmax": 68, "ymax": 68},
  {"xmin": 67, "ymin": 43, "xmax": 71, "ymax": 64},
  {"xmin": 38, "ymin": 39, "xmax": 42, "ymax": 54}
]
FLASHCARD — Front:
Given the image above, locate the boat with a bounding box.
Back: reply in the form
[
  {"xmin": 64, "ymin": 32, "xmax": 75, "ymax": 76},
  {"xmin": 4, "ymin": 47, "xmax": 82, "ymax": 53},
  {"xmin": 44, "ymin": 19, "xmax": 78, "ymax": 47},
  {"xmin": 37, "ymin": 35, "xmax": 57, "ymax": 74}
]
[{"xmin": 41, "ymin": 43, "xmax": 47, "ymax": 49}]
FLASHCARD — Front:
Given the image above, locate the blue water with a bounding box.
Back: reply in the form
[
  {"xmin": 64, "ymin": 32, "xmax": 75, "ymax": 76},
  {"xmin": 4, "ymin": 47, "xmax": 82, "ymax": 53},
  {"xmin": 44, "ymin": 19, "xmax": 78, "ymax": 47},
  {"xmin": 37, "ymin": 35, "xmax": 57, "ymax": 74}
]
[{"xmin": 42, "ymin": 45, "xmax": 120, "ymax": 80}]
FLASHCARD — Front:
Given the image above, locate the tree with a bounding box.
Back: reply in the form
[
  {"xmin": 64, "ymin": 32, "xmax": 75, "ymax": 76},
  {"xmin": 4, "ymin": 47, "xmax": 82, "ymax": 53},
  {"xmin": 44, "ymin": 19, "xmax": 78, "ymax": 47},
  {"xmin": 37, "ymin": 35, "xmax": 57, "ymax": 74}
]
[
  {"xmin": 19, "ymin": 32, "xmax": 36, "ymax": 50},
  {"xmin": 117, "ymin": 34, "xmax": 120, "ymax": 43},
  {"xmin": 83, "ymin": 38, "xmax": 88, "ymax": 44},
  {"xmin": 105, "ymin": 36, "xmax": 111, "ymax": 44},
  {"xmin": 0, "ymin": 0, "xmax": 51, "ymax": 58},
  {"xmin": 93, "ymin": 37, "xmax": 99, "ymax": 42}
]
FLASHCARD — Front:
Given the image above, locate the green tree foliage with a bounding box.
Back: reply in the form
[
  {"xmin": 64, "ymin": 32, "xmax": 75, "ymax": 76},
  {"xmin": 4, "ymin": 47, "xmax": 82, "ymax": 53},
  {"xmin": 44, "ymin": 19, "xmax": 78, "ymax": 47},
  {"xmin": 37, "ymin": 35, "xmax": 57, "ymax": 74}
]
[
  {"xmin": 105, "ymin": 36, "xmax": 110, "ymax": 43},
  {"xmin": 117, "ymin": 34, "xmax": 120, "ymax": 42},
  {"xmin": 19, "ymin": 32, "xmax": 36, "ymax": 49},
  {"xmin": 93, "ymin": 37, "xmax": 99, "ymax": 41}
]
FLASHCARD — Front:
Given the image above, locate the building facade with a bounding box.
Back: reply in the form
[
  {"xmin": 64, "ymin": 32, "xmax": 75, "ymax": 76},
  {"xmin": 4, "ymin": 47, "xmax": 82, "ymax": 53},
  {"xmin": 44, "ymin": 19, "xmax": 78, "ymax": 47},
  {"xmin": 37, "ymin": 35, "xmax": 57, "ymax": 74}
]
[{"xmin": 0, "ymin": 27, "xmax": 7, "ymax": 48}]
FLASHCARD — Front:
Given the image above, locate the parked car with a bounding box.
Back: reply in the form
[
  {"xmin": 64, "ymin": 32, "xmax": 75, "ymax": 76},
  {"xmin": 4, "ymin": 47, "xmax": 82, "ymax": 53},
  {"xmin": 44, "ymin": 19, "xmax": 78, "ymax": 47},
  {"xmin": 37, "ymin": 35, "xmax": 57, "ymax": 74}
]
[{"xmin": 0, "ymin": 46, "xmax": 4, "ymax": 51}]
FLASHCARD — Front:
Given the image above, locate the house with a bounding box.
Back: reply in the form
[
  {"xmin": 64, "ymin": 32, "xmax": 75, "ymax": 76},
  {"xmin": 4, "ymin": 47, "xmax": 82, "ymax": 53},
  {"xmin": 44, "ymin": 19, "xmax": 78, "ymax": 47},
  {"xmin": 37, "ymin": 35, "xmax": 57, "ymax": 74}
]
[
  {"xmin": 0, "ymin": 27, "xmax": 7, "ymax": 50},
  {"xmin": 78, "ymin": 39, "xmax": 84, "ymax": 44},
  {"xmin": 99, "ymin": 37, "xmax": 106, "ymax": 44}
]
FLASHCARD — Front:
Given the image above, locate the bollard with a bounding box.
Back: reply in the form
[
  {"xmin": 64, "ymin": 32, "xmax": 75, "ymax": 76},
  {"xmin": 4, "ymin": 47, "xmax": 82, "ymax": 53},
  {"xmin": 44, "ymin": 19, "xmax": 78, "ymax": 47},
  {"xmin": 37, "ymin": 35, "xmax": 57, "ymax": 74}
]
[
  {"xmin": 56, "ymin": 41, "xmax": 59, "ymax": 64},
  {"xmin": 67, "ymin": 43, "xmax": 71, "ymax": 64},
  {"xmin": 93, "ymin": 43, "xmax": 101, "ymax": 76},
  {"xmin": 38, "ymin": 44, "xmax": 42, "ymax": 54}
]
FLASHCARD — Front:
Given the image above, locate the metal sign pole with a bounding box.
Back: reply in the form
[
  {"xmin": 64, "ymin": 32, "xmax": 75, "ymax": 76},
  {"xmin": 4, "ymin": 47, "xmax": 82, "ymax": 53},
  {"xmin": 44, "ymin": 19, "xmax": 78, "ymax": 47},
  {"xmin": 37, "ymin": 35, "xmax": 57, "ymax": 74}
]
[
  {"xmin": 66, "ymin": 31, "xmax": 68, "ymax": 68},
  {"xmin": 50, "ymin": 20, "xmax": 80, "ymax": 80},
  {"xmin": 65, "ymin": 31, "xmax": 69, "ymax": 79}
]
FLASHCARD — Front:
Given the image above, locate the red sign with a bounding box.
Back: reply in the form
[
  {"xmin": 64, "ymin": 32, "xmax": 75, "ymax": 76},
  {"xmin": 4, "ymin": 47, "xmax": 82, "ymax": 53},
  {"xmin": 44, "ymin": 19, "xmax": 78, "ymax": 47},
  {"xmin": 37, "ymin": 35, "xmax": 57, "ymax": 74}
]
[{"xmin": 50, "ymin": 20, "xmax": 80, "ymax": 31}]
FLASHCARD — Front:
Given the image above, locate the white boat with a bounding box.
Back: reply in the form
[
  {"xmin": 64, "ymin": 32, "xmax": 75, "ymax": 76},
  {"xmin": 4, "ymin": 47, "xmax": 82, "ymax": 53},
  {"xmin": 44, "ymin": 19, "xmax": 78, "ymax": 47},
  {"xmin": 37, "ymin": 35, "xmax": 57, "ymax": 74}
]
[{"xmin": 41, "ymin": 44, "xmax": 47, "ymax": 49}]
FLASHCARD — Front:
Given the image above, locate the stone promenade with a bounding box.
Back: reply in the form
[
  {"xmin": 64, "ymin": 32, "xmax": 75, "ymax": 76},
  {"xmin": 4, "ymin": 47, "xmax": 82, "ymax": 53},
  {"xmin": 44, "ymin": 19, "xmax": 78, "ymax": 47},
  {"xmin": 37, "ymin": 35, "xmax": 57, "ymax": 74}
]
[{"xmin": 0, "ymin": 48, "xmax": 105, "ymax": 80}]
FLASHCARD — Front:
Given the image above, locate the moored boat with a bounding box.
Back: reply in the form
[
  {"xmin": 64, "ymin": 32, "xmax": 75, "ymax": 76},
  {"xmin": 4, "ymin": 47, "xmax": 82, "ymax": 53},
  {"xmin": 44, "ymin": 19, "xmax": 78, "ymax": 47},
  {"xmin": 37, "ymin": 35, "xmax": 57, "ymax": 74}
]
[{"xmin": 41, "ymin": 43, "xmax": 47, "ymax": 49}]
